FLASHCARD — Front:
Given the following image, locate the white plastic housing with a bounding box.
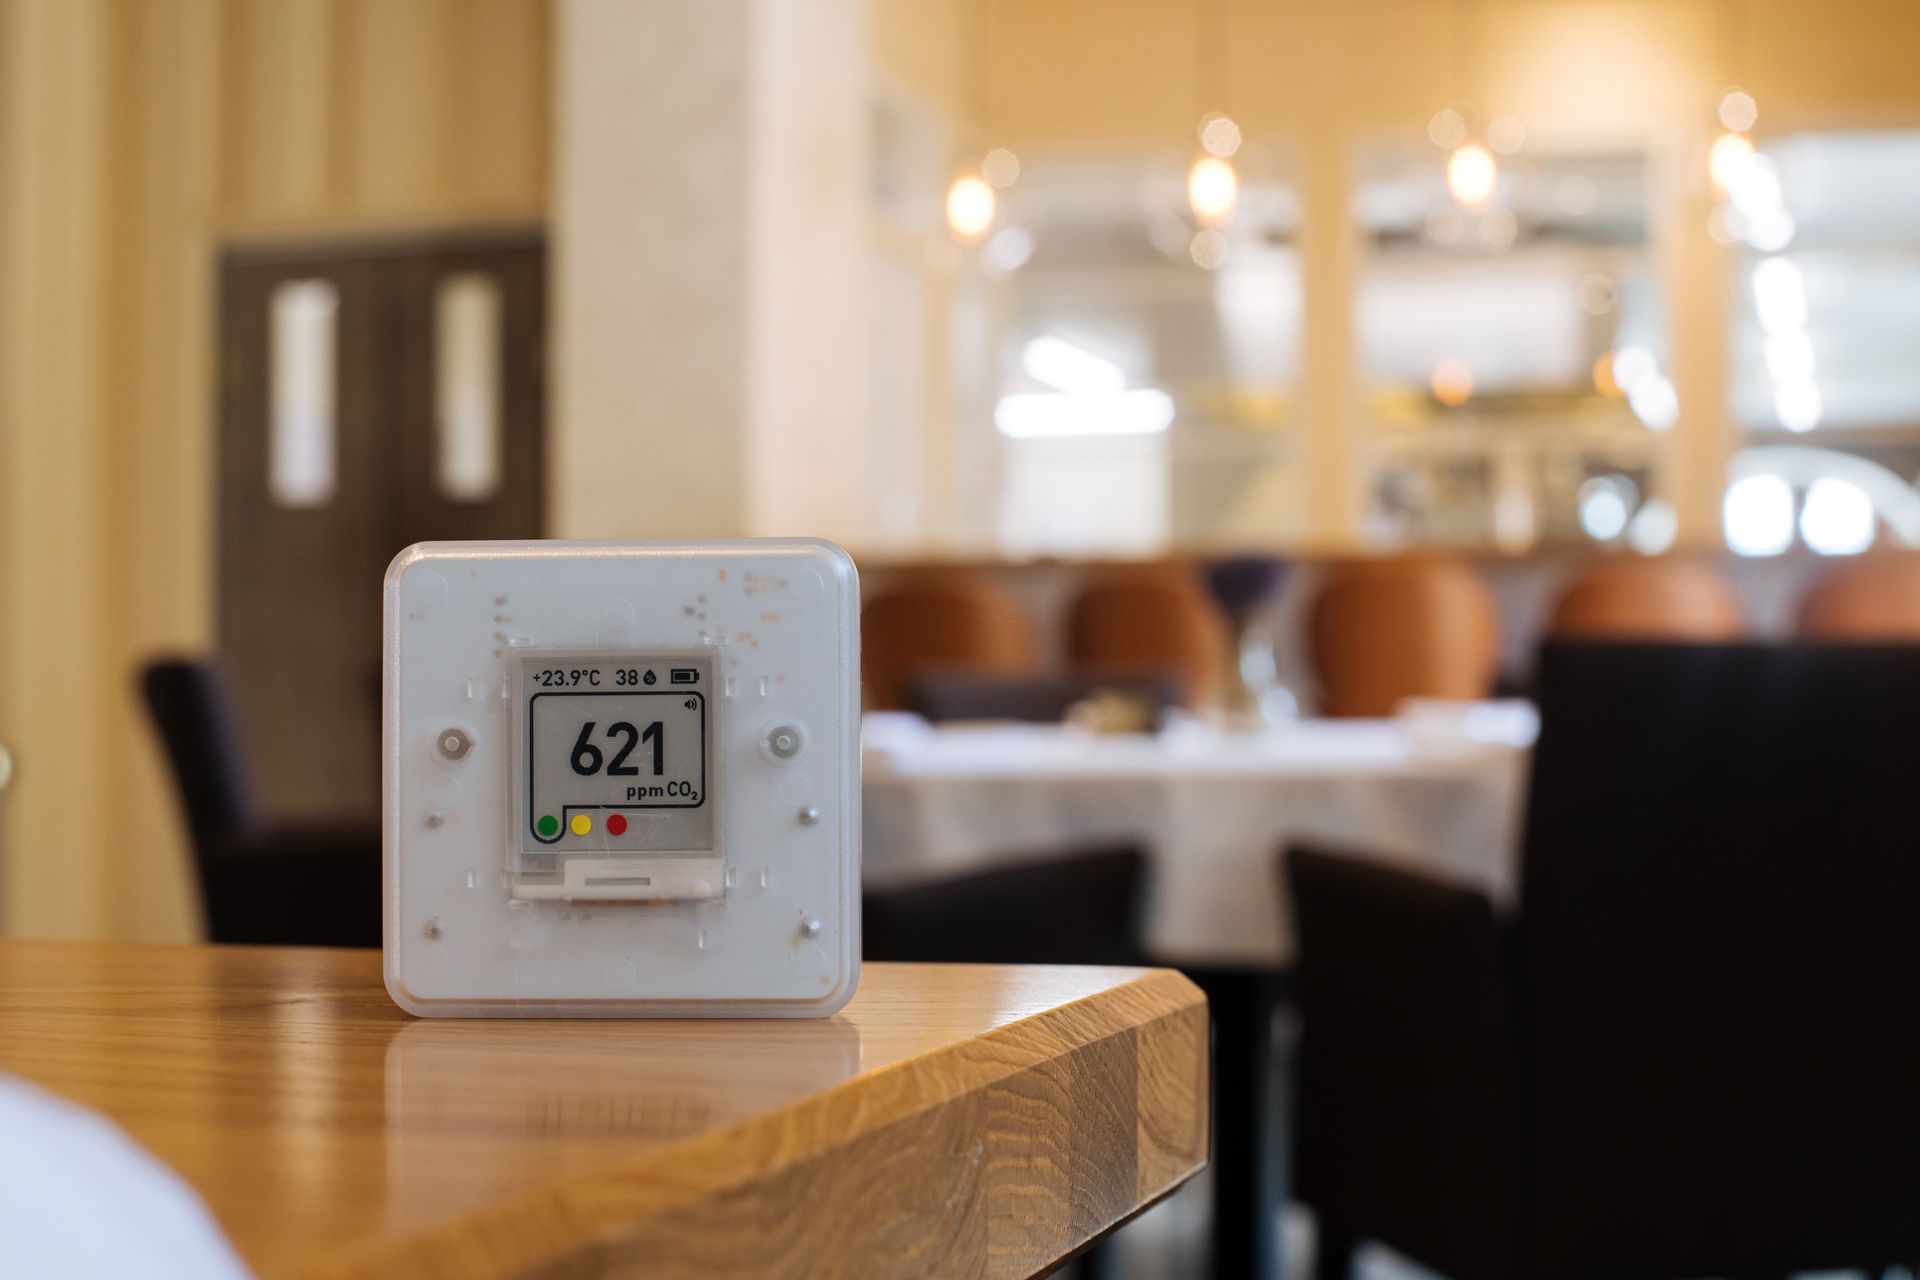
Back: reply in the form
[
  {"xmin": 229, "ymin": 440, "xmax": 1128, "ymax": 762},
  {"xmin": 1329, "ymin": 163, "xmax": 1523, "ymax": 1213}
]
[{"xmin": 383, "ymin": 539, "xmax": 860, "ymax": 1017}]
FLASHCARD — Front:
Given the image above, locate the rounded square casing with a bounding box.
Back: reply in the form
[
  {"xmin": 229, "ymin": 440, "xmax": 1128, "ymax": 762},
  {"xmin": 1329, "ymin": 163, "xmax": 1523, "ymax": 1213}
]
[{"xmin": 384, "ymin": 539, "xmax": 860, "ymax": 1017}]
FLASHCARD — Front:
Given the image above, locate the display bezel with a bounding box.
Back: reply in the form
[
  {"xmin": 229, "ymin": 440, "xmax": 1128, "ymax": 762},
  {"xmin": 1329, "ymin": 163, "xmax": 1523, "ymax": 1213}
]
[{"xmin": 507, "ymin": 647, "xmax": 726, "ymax": 900}]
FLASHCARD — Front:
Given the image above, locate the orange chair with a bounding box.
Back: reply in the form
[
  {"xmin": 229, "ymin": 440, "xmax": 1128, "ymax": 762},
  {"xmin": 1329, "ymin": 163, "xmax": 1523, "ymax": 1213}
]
[
  {"xmin": 1307, "ymin": 558, "xmax": 1500, "ymax": 718},
  {"xmin": 1548, "ymin": 557, "xmax": 1744, "ymax": 641},
  {"xmin": 861, "ymin": 572, "xmax": 1037, "ymax": 711},
  {"xmin": 1066, "ymin": 569, "xmax": 1229, "ymax": 707},
  {"xmin": 1796, "ymin": 554, "xmax": 1920, "ymax": 640}
]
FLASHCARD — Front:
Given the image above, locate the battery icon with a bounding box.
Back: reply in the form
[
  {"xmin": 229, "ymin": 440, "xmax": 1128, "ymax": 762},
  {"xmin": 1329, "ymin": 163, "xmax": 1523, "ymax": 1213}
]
[{"xmin": 670, "ymin": 668, "xmax": 699, "ymax": 685}]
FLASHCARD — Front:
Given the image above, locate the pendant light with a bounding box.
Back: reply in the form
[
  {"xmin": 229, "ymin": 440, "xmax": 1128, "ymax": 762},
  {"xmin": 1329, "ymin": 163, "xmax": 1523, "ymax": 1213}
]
[
  {"xmin": 1187, "ymin": 0, "xmax": 1240, "ymax": 262},
  {"xmin": 1707, "ymin": 0, "xmax": 1791, "ymax": 252},
  {"xmin": 946, "ymin": 0, "xmax": 1017, "ymax": 244},
  {"xmin": 1431, "ymin": 0, "xmax": 1516, "ymax": 214}
]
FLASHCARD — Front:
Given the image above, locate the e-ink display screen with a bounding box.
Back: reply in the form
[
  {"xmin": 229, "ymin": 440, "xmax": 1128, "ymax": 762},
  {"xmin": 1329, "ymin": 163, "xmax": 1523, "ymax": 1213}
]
[{"xmin": 512, "ymin": 652, "xmax": 718, "ymax": 862}]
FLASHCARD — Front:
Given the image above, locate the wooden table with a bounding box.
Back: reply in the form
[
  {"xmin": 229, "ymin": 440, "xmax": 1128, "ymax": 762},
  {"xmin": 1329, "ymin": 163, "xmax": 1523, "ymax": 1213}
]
[{"xmin": 0, "ymin": 941, "xmax": 1207, "ymax": 1279}]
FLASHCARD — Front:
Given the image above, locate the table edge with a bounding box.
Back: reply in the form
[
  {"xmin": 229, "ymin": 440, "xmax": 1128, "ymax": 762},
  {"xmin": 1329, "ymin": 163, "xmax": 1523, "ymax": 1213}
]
[{"xmin": 304, "ymin": 965, "xmax": 1208, "ymax": 1280}]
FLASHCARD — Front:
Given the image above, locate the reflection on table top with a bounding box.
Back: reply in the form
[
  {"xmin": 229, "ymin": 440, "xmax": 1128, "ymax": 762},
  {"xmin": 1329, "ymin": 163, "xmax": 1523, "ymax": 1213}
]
[{"xmin": 0, "ymin": 940, "xmax": 1208, "ymax": 1280}]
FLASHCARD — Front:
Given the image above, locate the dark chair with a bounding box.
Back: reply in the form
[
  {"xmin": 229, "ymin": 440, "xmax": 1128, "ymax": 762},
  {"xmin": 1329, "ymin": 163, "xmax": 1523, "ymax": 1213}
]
[
  {"xmin": 863, "ymin": 845, "xmax": 1147, "ymax": 966},
  {"xmin": 141, "ymin": 659, "xmax": 380, "ymax": 947},
  {"xmin": 904, "ymin": 671, "xmax": 1180, "ymax": 726},
  {"xmin": 1287, "ymin": 641, "xmax": 1920, "ymax": 1280}
]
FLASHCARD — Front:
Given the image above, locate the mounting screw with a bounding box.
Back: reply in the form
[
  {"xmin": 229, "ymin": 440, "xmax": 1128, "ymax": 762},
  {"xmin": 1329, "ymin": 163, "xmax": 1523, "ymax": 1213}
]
[
  {"xmin": 762, "ymin": 721, "xmax": 805, "ymax": 763},
  {"xmin": 800, "ymin": 918, "xmax": 823, "ymax": 938},
  {"xmin": 437, "ymin": 727, "xmax": 473, "ymax": 761},
  {"xmin": 798, "ymin": 806, "xmax": 820, "ymax": 826},
  {"xmin": 423, "ymin": 917, "xmax": 443, "ymax": 939},
  {"xmin": 425, "ymin": 808, "xmax": 447, "ymax": 829}
]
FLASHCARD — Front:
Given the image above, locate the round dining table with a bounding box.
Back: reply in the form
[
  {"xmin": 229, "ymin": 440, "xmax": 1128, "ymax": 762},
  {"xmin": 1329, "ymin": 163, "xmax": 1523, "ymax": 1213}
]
[{"xmin": 863, "ymin": 710, "xmax": 1533, "ymax": 967}]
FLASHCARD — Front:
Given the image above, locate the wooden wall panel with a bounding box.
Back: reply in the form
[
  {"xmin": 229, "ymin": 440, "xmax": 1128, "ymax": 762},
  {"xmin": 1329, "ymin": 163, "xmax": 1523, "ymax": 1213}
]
[
  {"xmin": 0, "ymin": 0, "xmax": 131, "ymax": 938},
  {"xmin": 449, "ymin": 0, "xmax": 552, "ymax": 210},
  {"xmin": 1747, "ymin": 0, "xmax": 1920, "ymax": 129},
  {"xmin": 0, "ymin": 0, "xmax": 551, "ymax": 943},
  {"xmin": 214, "ymin": 0, "xmax": 548, "ymax": 230},
  {"xmin": 340, "ymin": 0, "xmax": 458, "ymax": 215},
  {"xmin": 218, "ymin": 0, "xmax": 340, "ymax": 218},
  {"xmin": 977, "ymin": 0, "xmax": 1920, "ymax": 146}
]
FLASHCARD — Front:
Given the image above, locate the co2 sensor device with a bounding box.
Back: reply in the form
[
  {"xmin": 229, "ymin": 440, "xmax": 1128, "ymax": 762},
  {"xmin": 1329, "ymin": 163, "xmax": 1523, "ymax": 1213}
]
[{"xmin": 383, "ymin": 539, "xmax": 860, "ymax": 1017}]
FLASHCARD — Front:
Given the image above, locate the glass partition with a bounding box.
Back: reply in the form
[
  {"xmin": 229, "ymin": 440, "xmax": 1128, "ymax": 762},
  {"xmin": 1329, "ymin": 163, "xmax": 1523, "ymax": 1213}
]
[
  {"xmin": 970, "ymin": 148, "xmax": 1303, "ymax": 555},
  {"xmin": 1354, "ymin": 142, "xmax": 1669, "ymax": 551},
  {"xmin": 1726, "ymin": 130, "xmax": 1920, "ymax": 554}
]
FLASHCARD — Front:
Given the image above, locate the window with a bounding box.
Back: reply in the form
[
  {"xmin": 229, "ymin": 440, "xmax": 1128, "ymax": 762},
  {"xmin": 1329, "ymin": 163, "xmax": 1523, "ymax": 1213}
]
[
  {"xmin": 1726, "ymin": 130, "xmax": 1920, "ymax": 553},
  {"xmin": 1355, "ymin": 143, "xmax": 1667, "ymax": 551},
  {"xmin": 969, "ymin": 148, "xmax": 1303, "ymax": 555},
  {"xmin": 434, "ymin": 272, "xmax": 504, "ymax": 503},
  {"xmin": 267, "ymin": 279, "xmax": 339, "ymax": 509}
]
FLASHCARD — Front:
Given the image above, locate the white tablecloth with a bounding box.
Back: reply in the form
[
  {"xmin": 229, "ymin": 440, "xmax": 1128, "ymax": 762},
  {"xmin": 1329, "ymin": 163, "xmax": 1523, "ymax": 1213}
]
[{"xmin": 862, "ymin": 715, "xmax": 1531, "ymax": 966}]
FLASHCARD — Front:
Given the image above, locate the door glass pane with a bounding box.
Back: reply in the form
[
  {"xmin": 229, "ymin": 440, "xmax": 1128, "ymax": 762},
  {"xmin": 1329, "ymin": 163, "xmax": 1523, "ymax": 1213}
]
[
  {"xmin": 268, "ymin": 279, "xmax": 339, "ymax": 508},
  {"xmin": 434, "ymin": 272, "xmax": 504, "ymax": 502}
]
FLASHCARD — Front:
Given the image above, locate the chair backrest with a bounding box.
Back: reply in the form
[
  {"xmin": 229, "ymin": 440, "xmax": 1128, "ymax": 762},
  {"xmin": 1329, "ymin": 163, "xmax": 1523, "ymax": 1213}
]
[
  {"xmin": 1066, "ymin": 571, "xmax": 1227, "ymax": 708},
  {"xmin": 1796, "ymin": 553, "xmax": 1920, "ymax": 640},
  {"xmin": 860, "ymin": 572, "xmax": 1036, "ymax": 712},
  {"xmin": 863, "ymin": 846, "xmax": 1147, "ymax": 966},
  {"xmin": 1518, "ymin": 642, "xmax": 1920, "ymax": 1275},
  {"xmin": 1547, "ymin": 556, "xmax": 1744, "ymax": 641},
  {"xmin": 141, "ymin": 659, "xmax": 260, "ymax": 853},
  {"xmin": 1307, "ymin": 558, "xmax": 1500, "ymax": 717}
]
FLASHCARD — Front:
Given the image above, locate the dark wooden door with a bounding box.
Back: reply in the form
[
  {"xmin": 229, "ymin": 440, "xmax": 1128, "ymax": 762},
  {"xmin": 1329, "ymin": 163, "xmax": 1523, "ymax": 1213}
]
[{"xmin": 217, "ymin": 233, "xmax": 544, "ymax": 820}]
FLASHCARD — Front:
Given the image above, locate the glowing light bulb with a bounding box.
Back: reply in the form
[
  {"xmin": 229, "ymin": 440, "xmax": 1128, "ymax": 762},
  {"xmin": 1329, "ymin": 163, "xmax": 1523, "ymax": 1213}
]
[
  {"xmin": 1800, "ymin": 478, "xmax": 1873, "ymax": 554},
  {"xmin": 1431, "ymin": 359, "xmax": 1474, "ymax": 406},
  {"xmin": 1708, "ymin": 131, "xmax": 1755, "ymax": 194},
  {"xmin": 1578, "ymin": 476, "xmax": 1636, "ymax": 541},
  {"xmin": 981, "ymin": 148, "xmax": 1021, "ymax": 188},
  {"xmin": 1628, "ymin": 498, "xmax": 1678, "ymax": 554},
  {"xmin": 1593, "ymin": 352, "xmax": 1622, "ymax": 399},
  {"xmin": 1198, "ymin": 112, "xmax": 1242, "ymax": 158},
  {"xmin": 945, "ymin": 171, "xmax": 996, "ymax": 242},
  {"xmin": 1188, "ymin": 155, "xmax": 1238, "ymax": 226},
  {"xmin": 1446, "ymin": 141, "xmax": 1498, "ymax": 211},
  {"xmin": 1428, "ymin": 108, "xmax": 1467, "ymax": 150},
  {"xmin": 1486, "ymin": 114, "xmax": 1526, "ymax": 155},
  {"xmin": 1718, "ymin": 88, "xmax": 1759, "ymax": 133},
  {"xmin": 1724, "ymin": 474, "xmax": 1795, "ymax": 557},
  {"xmin": 1189, "ymin": 228, "xmax": 1229, "ymax": 269}
]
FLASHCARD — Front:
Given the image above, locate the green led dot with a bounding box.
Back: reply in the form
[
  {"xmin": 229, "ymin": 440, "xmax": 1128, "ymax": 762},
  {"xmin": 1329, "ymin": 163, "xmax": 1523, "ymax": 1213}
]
[{"xmin": 536, "ymin": 814, "xmax": 560, "ymax": 838}]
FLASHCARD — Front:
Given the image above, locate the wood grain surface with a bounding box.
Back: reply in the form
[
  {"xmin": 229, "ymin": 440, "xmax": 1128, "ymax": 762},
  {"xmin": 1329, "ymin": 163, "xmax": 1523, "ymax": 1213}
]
[{"xmin": 0, "ymin": 941, "xmax": 1207, "ymax": 1279}]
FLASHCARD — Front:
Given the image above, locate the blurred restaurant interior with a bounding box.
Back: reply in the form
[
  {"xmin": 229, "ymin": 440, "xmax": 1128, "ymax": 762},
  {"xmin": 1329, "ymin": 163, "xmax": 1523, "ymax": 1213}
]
[{"xmin": 6, "ymin": 0, "xmax": 1920, "ymax": 1276}]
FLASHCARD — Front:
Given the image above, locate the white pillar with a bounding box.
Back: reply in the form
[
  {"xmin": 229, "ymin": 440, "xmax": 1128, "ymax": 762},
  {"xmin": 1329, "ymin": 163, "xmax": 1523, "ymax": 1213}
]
[
  {"xmin": 553, "ymin": 0, "xmax": 869, "ymax": 544},
  {"xmin": 1653, "ymin": 132, "xmax": 1734, "ymax": 550},
  {"xmin": 1298, "ymin": 130, "xmax": 1367, "ymax": 550}
]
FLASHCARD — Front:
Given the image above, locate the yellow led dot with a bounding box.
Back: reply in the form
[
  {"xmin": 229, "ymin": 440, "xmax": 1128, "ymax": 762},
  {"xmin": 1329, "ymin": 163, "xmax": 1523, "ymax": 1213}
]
[{"xmin": 569, "ymin": 813, "xmax": 593, "ymax": 836}]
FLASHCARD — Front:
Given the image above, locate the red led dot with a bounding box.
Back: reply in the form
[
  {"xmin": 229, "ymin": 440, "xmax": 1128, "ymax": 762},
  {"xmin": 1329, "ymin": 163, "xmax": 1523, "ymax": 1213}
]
[{"xmin": 607, "ymin": 814, "xmax": 628, "ymax": 836}]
